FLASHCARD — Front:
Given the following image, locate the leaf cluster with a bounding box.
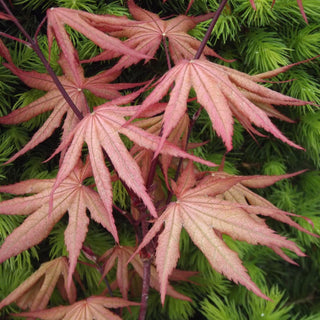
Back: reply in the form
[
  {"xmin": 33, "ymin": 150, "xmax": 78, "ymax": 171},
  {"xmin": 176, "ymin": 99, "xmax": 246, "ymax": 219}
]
[{"xmin": 0, "ymin": 0, "xmax": 319, "ymax": 319}]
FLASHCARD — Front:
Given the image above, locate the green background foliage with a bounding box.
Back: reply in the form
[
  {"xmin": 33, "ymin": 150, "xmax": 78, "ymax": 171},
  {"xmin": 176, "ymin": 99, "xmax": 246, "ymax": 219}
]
[{"xmin": 0, "ymin": 0, "xmax": 319, "ymax": 319}]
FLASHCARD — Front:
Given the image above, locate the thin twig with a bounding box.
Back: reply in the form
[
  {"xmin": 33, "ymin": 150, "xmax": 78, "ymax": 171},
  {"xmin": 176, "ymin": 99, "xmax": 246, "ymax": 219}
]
[
  {"xmin": 34, "ymin": 15, "xmax": 47, "ymax": 40},
  {"xmin": 0, "ymin": 32, "xmax": 29, "ymax": 45},
  {"xmin": 139, "ymin": 259, "xmax": 151, "ymax": 320},
  {"xmin": 194, "ymin": 0, "xmax": 228, "ymax": 60},
  {"xmin": 137, "ymin": 147, "xmax": 161, "ymax": 319},
  {"xmin": 162, "ymin": 36, "xmax": 172, "ymax": 70},
  {"xmin": 165, "ymin": 0, "xmax": 229, "ymax": 198},
  {"xmin": 166, "ymin": 105, "xmax": 204, "ymax": 204},
  {"xmin": 137, "ymin": 2, "xmax": 229, "ymax": 315},
  {"xmin": 0, "ymin": 0, "xmax": 84, "ymax": 120}
]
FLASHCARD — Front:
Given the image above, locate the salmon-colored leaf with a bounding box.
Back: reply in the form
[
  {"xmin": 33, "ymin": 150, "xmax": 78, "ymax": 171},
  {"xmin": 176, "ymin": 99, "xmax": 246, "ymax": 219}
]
[
  {"xmin": 47, "ymin": 7, "xmax": 150, "ymax": 78},
  {"xmin": 131, "ymin": 59, "xmax": 313, "ymax": 154},
  {"xmin": 213, "ymin": 170, "xmax": 317, "ymax": 236},
  {"xmin": 83, "ymin": 0, "xmax": 228, "ymax": 68},
  {"xmin": 100, "ymin": 245, "xmax": 192, "ymax": 302},
  {"xmin": 0, "ymin": 12, "xmax": 13, "ymax": 20},
  {"xmin": 49, "ymin": 101, "xmax": 216, "ymax": 221},
  {"xmin": 132, "ymin": 112, "xmax": 192, "ymax": 187},
  {"xmin": 0, "ymin": 160, "xmax": 116, "ymax": 286},
  {"xmin": 0, "ymin": 44, "xmax": 138, "ymax": 164},
  {"xmin": 14, "ymin": 295, "xmax": 140, "ymax": 320},
  {"xmin": 0, "ymin": 257, "xmax": 76, "ymax": 313},
  {"xmin": 133, "ymin": 164, "xmax": 316, "ymax": 303}
]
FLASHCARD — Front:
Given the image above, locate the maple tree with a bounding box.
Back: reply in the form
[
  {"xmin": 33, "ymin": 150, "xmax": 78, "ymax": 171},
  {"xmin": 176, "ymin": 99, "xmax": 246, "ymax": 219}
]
[{"xmin": 0, "ymin": 0, "xmax": 319, "ymax": 319}]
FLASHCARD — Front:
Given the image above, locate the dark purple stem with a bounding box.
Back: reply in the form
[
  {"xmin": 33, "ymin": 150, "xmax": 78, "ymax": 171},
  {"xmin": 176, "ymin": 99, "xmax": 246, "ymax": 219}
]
[
  {"xmin": 139, "ymin": 259, "xmax": 151, "ymax": 320},
  {"xmin": 0, "ymin": 32, "xmax": 29, "ymax": 45},
  {"xmin": 0, "ymin": 0, "xmax": 83, "ymax": 120},
  {"xmin": 34, "ymin": 15, "xmax": 48, "ymax": 40},
  {"xmin": 194, "ymin": 0, "xmax": 228, "ymax": 60},
  {"xmin": 137, "ymin": 147, "xmax": 161, "ymax": 319},
  {"xmin": 162, "ymin": 37, "xmax": 172, "ymax": 70},
  {"xmin": 166, "ymin": 106, "xmax": 204, "ymax": 204},
  {"xmin": 137, "ymin": 3, "xmax": 229, "ymax": 316},
  {"xmin": 165, "ymin": 0, "xmax": 229, "ymax": 194}
]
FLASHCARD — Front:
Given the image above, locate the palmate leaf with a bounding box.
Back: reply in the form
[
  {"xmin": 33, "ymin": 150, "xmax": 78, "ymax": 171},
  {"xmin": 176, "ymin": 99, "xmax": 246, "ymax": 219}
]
[
  {"xmin": 132, "ymin": 111, "xmax": 192, "ymax": 186},
  {"xmin": 82, "ymin": 0, "xmax": 229, "ymax": 67},
  {"xmin": 0, "ymin": 257, "xmax": 76, "ymax": 313},
  {"xmin": 131, "ymin": 58, "xmax": 315, "ymax": 155},
  {"xmin": 48, "ymin": 100, "xmax": 216, "ymax": 222},
  {"xmin": 100, "ymin": 245, "xmax": 193, "ymax": 301},
  {"xmin": 46, "ymin": 6, "xmax": 150, "ymax": 79},
  {"xmin": 0, "ymin": 160, "xmax": 115, "ymax": 288},
  {"xmin": 14, "ymin": 296, "xmax": 140, "ymax": 320},
  {"xmin": 211, "ymin": 171, "xmax": 317, "ymax": 265},
  {"xmin": 0, "ymin": 41, "xmax": 139, "ymax": 164},
  {"xmin": 133, "ymin": 163, "xmax": 317, "ymax": 304}
]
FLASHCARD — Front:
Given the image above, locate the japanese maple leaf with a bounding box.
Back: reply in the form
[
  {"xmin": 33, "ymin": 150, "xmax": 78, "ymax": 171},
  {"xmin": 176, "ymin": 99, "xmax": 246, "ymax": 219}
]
[
  {"xmin": 99, "ymin": 245, "xmax": 193, "ymax": 301},
  {"xmin": 0, "ymin": 257, "xmax": 76, "ymax": 313},
  {"xmin": 132, "ymin": 162, "xmax": 316, "ymax": 304},
  {"xmin": 48, "ymin": 100, "xmax": 216, "ymax": 222},
  {"xmin": 83, "ymin": 0, "xmax": 229, "ymax": 68},
  {"xmin": 132, "ymin": 111, "xmax": 193, "ymax": 186},
  {"xmin": 0, "ymin": 12, "xmax": 13, "ymax": 20},
  {"xmin": 13, "ymin": 296, "xmax": 140, "ymax": 320},
  {"xmin": 0, "ymin": 160, "xmax": 116, "ymax": 288},
  {"xmin": 250, "ymin": 0, "xmax": 308, "ymax": 23},
  {"xmin": 131, "ymin": 58, "xmax": 315, "ymax": 156},
  {"xmin": 46, "ymin": 7, "xmax": 150, "ymax": 79},
  {"xmin": 209, "ymin": 169, "xmax": 317, "ymax": 263},
  {"xmin": 0, "ymin": 41, "xmax": 140, "ymax": 164}
]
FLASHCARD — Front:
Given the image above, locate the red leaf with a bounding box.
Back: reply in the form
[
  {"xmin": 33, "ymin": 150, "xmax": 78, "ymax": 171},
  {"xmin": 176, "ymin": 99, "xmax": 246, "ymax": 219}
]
[
  {"xmin": 132, "ymin": 165, "xmax": 317, "ymax": 304},
  {"xmin": 0, "ymin": 160, "xmax": 116, "ymax": 287},
  {"xmin": 0, "ymin": 12, "xmax": 13, "ymax": 20},
  {"xmin": 14, "ymin": 296, "xmax": 140, "ymax": 320},
  {"xmin": 213, "ymin": 170, "xmax": 317, "ymax": 236},
  {"xmin": 0, "ymin": 43, "xmax": 139, "ymax": 164},
  {"xmin": 132, "ymin": 112, "xmax": 192, "ymax": 186},
  {"xmin": 0, "ymin": 257, "xmax": 76, "ymax": 313},
  {"xmin": 48, "ymin": 101, "xmax": 217, "ymax": 222},
  {"xmin": 100, "ymin": 246, "xmax": 192, "ymax": 302},
  {"xmin": 47, "ymin": 7, "xmax": 150, "ymax": 78},
  {"xmin": 130, "ymin": 59, "xmax": 313, "ymax": 155},
  {"xmin": 83, "ymin": 0, "xmax": 229, "ymax": 68}
]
